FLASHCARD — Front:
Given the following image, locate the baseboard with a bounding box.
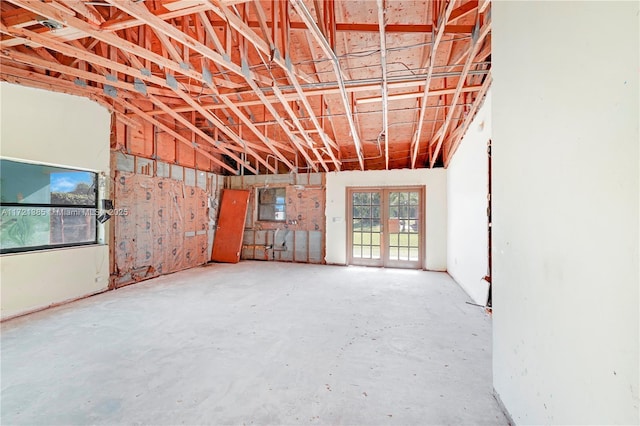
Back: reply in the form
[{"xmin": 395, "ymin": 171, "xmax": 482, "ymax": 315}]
[{"xmin": 1, "ymin": 287, "xmax": 110, "ymax": 323}]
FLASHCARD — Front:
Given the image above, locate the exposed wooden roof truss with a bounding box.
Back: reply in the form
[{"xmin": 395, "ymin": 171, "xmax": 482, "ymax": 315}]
[{"xmin": 0, "ymin": 0, "xmax": 491, "ymax": 174}]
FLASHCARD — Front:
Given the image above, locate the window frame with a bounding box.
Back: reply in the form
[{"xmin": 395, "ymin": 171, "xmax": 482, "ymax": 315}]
[
  {"xmin": 0, "ymin": 159, "xmax": 100, "ymax": 255},
  {"xmin": 256, "ymin": 187, "xmax": 287, "ymax": 222}
]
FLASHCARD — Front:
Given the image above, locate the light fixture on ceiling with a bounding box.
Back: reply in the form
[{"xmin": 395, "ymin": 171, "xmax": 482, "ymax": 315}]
[{"xmin": 36, "ymin": 18, "xmax": 63, "ymax": 30}]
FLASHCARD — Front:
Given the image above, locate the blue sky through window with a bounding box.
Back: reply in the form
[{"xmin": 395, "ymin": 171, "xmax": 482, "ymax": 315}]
[{"xmin": 50, "ymin": 172, "xmax": 92, "ymax": 193}]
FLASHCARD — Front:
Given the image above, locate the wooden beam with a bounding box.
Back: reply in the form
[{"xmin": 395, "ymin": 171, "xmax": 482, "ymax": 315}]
[
  {"xmin": 377, "ymin": 0, "xmax": 390, "ymax": 169},
  {"xmin": 206, "ymin": 0, "xmax": 314, "ymax": 83},
  {"xmin": 431, "ymin": 18, "xmax": 491, "ymax": 167},
  {"xmin": 334, "ymin": 23, "xmax": 474, "ymax": 33},
  {"xmin": 0, "ymin": 24, "xmax": 273, "ymax": 172},
  {"xmin": 102, "ymin": 0, "xmax": 271, "ymax": 84},
  {"xmin": 3, "ymin": 7, "xmax": 476, "ymax": 36},
  {"xmin": 271, "ymin": 0, "xmax": 279, "ymax": 57},
  {"xmin": 58, "ymin": 0, "xmax": 105, "ymax": 25},
  {"xmin": 254, "ymin": 57, "xmax": 332, "ymax": 171},
  {"xmin": 212, "ymin": 0, "xmax": 339, "ymax": 169},
  {"xmin": 280, "ymin": 0, "xmax": 288, "ymax": 58},
  {"xmin": 270, "ymin": 85, "xmax": 327, "ymax": 172},
  {"xmin": 105, "ymin": 1, "xmax": 295, "ymax": 170},
  {"xmin": 479, "ymin": 0, "xmax": 490, "ymax": 14},
  {"xmin": 0, "ymin": 48, "xmax": 174, "ymax": 98},
  {"xmin": 2, "ymin": 3, "xmax": 209, "ymax": 46},
  {"xmin": 102, "ymin": 0, "xmax": 271, "ymax": 86},
  {"xmin": 198, "ymin": 11, "xmax": 227, "ymax": 55},
  {"xmin": 0, "ymin": 25, "xmax": 183, "ymax": 98},
  {"xmin": 0, "ymin": 65, "xmax": 140, "ymax": 128},
  {"xmin": 410, "ymin": 0, "xmax": 457, "ymax": 169},
  {"xmin": 313, "ymin": 0, "xmax": 327, "ymax": 38},
  {"xmin": 147, "ymin": 93, "xmax": 263, "ymax": 174},
  {"xmin": 100, "ymin": 3, "xmax": 211, "ymax": 31},
  {"xmin": 448, "ymin": 1, "xmax": 478, "ymax": 23},
  {"xmin": 150, "ymin": 27, "xmax": 184, "ymax": 64},
  {"xmin": 328, "ymin": 0, "xmax": 336, "ymax": 51},
  {"xmin": 444, "ymin": 73, "xmax": 491, "ymax": 167},
  {"xmin": 1, "ymin": 8, "xmax": 39, "ymax": 28},
  {"xmin": 251, "ymin": 0, "xmax": 340, "ymax": 169},
  {"xmin": 119, "ymin": 98, "xmax": 239, "ymax": 174},
  {"xmin": 292, "ymin": 0, "xmax": 365, "ymax": 170},
  {"xmin": 167, "ymin": 88, "xmax": 284, "ymax": 173},
  {"xmin": 99, "ymin": 2, "xmax": 299, "ymax": 171},
  {"xmin": 251, "ymin": 0, "xmax": 274, "ymax": 49},
  {"xmin": 143, "ymin": 76, "xmax": 488, "ymax": 116},
  {"xmin": 356, "ymin": 85, "xmax": 483, "ymax": 104},
  {"xmin": 215, "ymin": 91, "xmax": 299, "ymax": 171},
  {"xmin": 3, "ymin": 0, "xmax": 243, "ymax": 90}
]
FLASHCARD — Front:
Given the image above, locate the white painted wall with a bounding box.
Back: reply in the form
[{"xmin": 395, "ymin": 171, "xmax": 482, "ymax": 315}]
[
  {"xmin": 447, "ymin": 90, "xmax": 491, "ymax": 304},
  {"xmin": 0, "ymin": 246, "xmax": 109, "ymax": 319},
  {"xmin": 325, "ymin": 169, "xmax": 447, "ymax": 270},
  {"xmin": 0, "ymin": 82, "xmax": 111, "ymax": 319},
  {"xmin": 492, "ymin": 2, "xmax": 639, "ymax": 424}
]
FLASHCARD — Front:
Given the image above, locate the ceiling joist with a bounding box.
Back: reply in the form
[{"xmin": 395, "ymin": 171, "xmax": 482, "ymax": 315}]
[{"xmin": 0, "ymin": 0, "xmax": 491, "ymax": 173}]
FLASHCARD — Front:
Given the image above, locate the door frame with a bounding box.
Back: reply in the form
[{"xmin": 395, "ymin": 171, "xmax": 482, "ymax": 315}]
[{"xmin": 346, "ymin": 186, "xmax": 425, "ymax": 269}]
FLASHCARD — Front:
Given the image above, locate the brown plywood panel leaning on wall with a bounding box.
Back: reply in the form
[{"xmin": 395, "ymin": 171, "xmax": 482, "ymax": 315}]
[{"xmin": 211, "ymin": 189, "xmax": 251, "ymax": 263}]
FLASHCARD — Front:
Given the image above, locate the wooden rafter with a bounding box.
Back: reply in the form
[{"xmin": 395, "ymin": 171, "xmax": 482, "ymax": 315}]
[
  {"xmin": 1, "ymin": 63, "xmax": 254, "ymax": 174},
  {"xmin": 58, "ymin": 0, "xmax": 105, "ymax": 25},
  {"xmin": 448, "ymin": 1, "xmax": 479, "ymax": 23},
  {"xmin": 292, "ymin": 0, "xmax": 364, "ymax": 170},
  {"xmin": 0, "ymin": 64, "xmax": 139, "ymax": 128},
  {"xmin": 101, "ymin": 0, "xmax": 295, "ymax": 171},
  {"xmin": 209, "ymin": 0, "xmax": 340, "ymax": 170},
  {"xmin": 146, "ymin": 93, "xmax": 264, "ymax": 174},
  {"xmin": 356, "ymin": 85, "xmax": 483, "ymax": 105},
  {"xmin": 206, "ymin": 0, "xmax": 313, "ymax": 83},
  {"xmin": 443, "ymin": 73, "xmax": 491, "ymax": 166},
  {"xmin": 410, "ymin": 0, "xmax": 457, "ymax": 169},
  {"xmin": 119, "ymin": 98, "xmax": 239, "ymax": 175},
  {"xmin": 0, "ymin": 22, "xmax": 269, "ymax": 174},
  {"xmin": 376, "ymin": 0, "xmax": 389, "ymax": 170},
  {"xmin": 252, "ymin": 0, "xmax": 341, "ymax": 169},
  {"xmin": 99, "ymin": 0, "xmax": 270, "ymax": 85},
  {"xmin": 271, "ymin": 85, "xmax": 328, "ymax": 172},
  {"xmin": 3, "ymin": 0, "xmax": 242, "ymax": 89},
  {"xmin": 102, "ymin": 3, "xmax": 211, "ymax": 31},
  {"xmin": 0, "ymin": 0, "xmax": 491, "ymax": 173},
  {"xmin": 430, "ymin": 16, "xmax": 491, "ymax": 167}
]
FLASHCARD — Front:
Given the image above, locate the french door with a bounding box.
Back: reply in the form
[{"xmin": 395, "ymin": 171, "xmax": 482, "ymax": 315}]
[{"xmin": 347, "ymin": 186, "xmax": 424, "ymax": 269}]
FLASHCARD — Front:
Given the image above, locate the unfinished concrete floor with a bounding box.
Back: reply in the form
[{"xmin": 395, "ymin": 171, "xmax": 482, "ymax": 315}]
[{"xmin": 1, "ymin": 262, "xmax": 507, "ymax": 425}]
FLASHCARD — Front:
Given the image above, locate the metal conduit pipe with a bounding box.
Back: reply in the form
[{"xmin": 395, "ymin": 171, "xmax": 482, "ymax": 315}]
[{"xmin": 224, "ymin": 69, "xmax": 491, "ymax": 97}]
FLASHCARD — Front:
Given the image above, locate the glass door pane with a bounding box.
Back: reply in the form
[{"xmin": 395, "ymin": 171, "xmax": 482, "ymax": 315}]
[
  {"xmin": 349, "ymin": 190, "xmax": 383, "ymax": 266},
  {"xmin": 386, "ymin": 190, "xmax": 421, "ymax": 268}
]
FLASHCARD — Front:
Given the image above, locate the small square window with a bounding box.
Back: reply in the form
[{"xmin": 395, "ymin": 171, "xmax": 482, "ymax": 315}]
[{"xmin": 258, "ymin": 188, "xmax": 286, "ymax": 222}]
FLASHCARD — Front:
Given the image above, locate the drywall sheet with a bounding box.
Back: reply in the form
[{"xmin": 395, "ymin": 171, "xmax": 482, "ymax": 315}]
[
  {"xmin": 113, "ymin": 172, "xmax": 208, "ymax": 287},
  {"xmin": 492, "ymin": 2, "xmax": 639, "ymax": 424},
  {"xmin": 447, "ymin": 90, "xmax": 492, "ymax": 304}
]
